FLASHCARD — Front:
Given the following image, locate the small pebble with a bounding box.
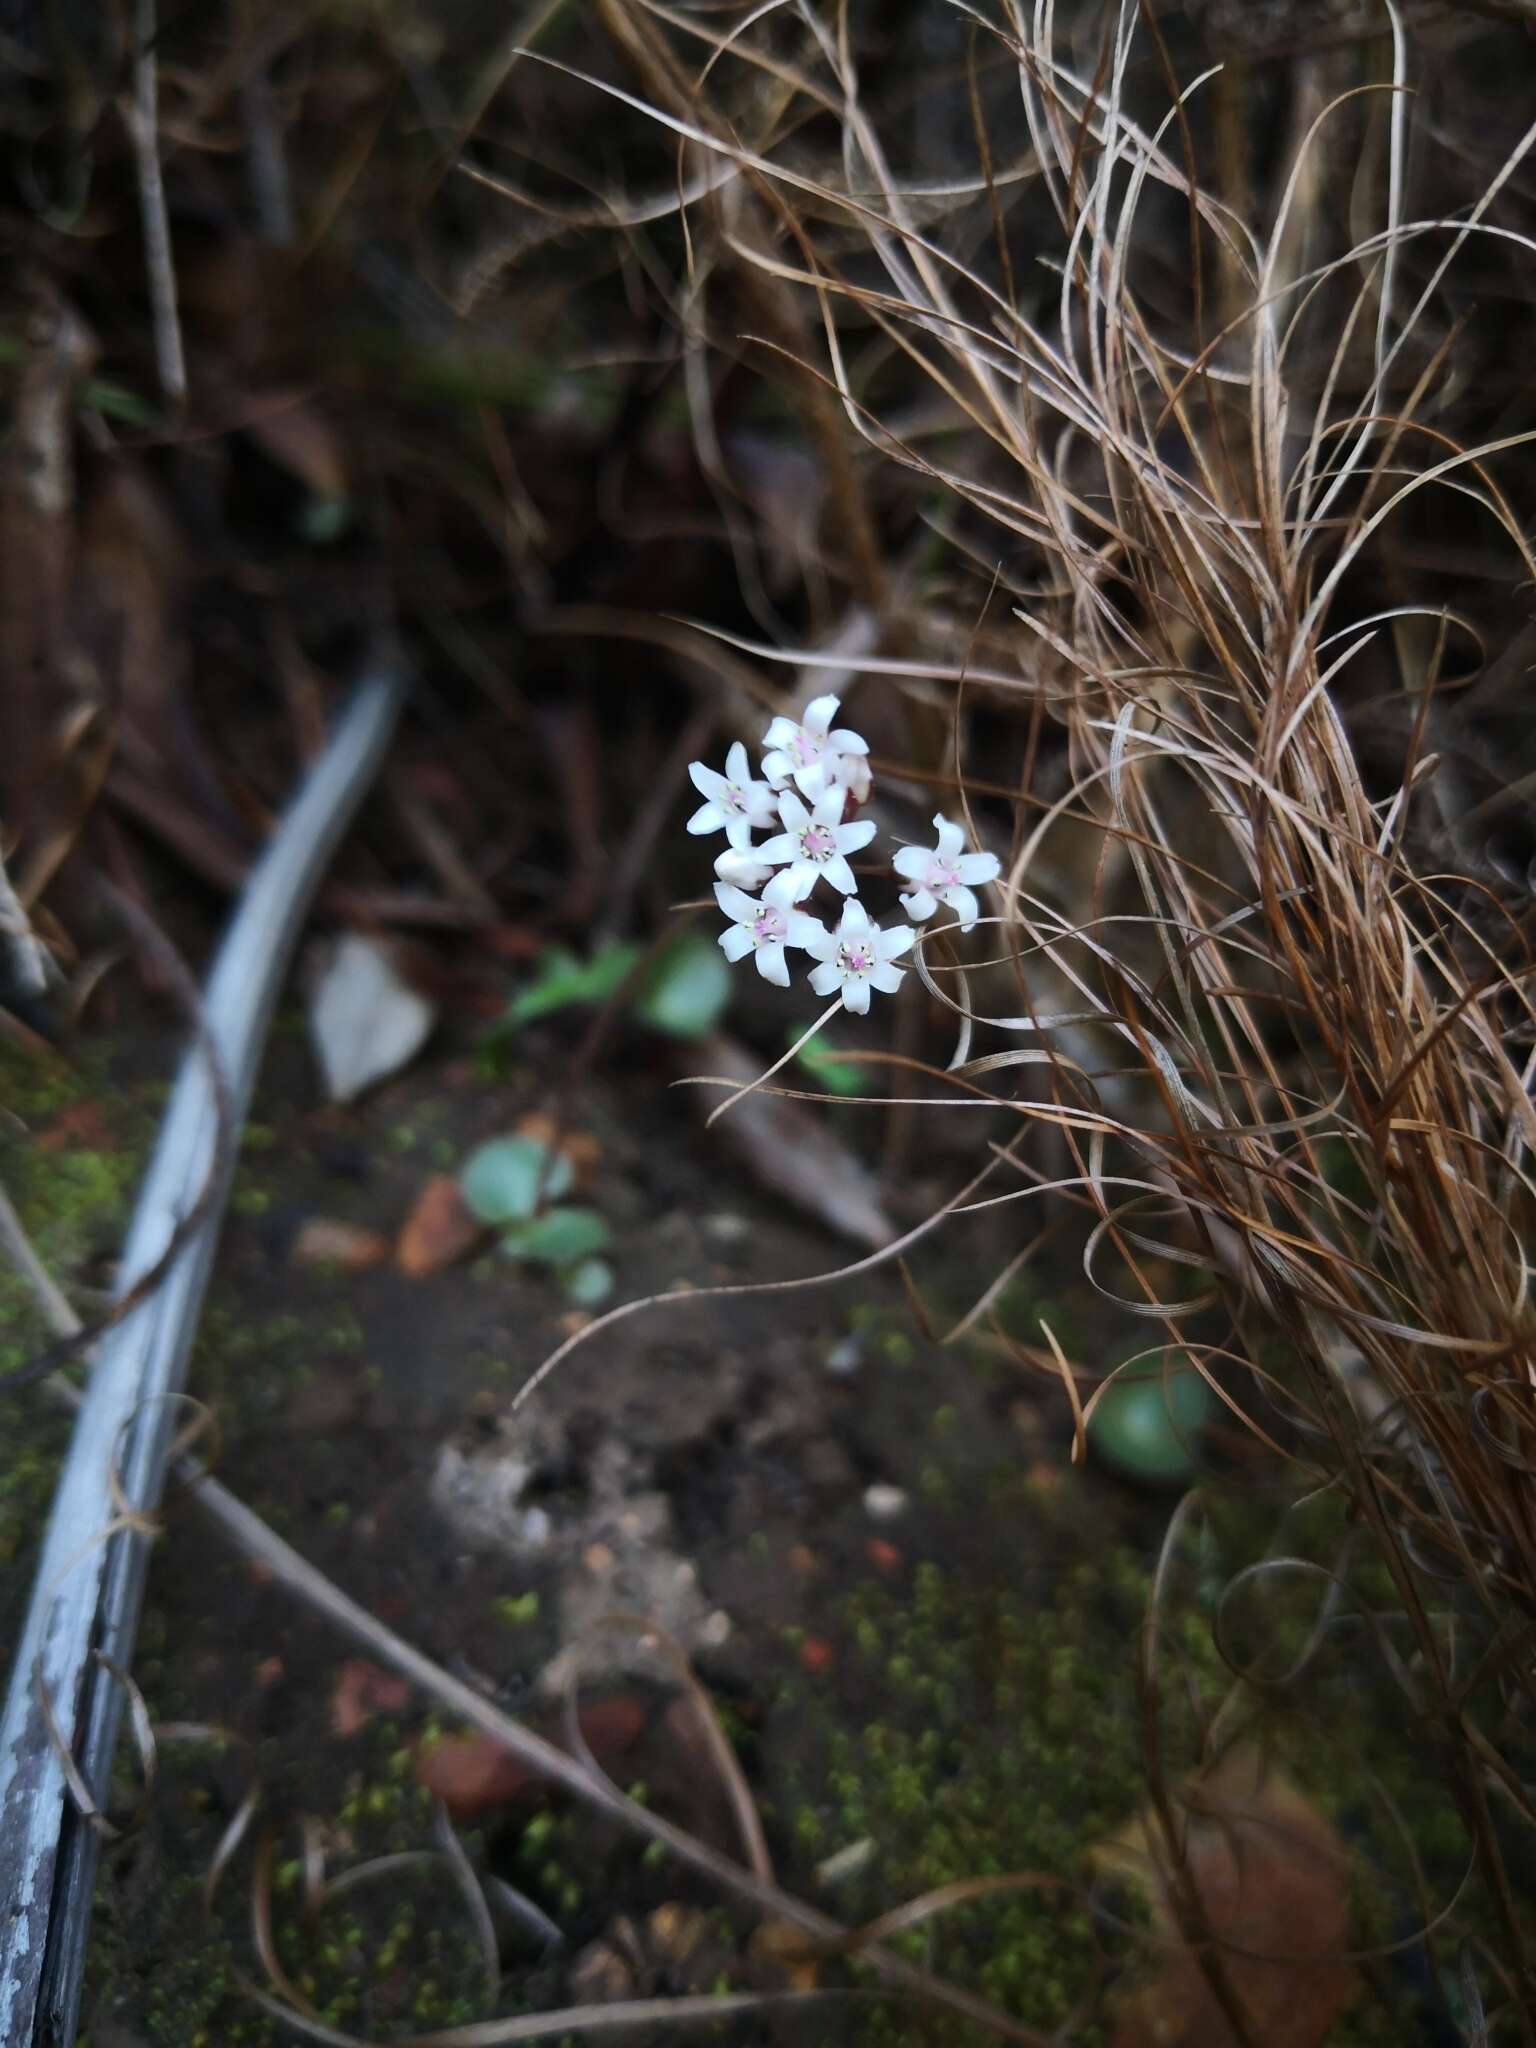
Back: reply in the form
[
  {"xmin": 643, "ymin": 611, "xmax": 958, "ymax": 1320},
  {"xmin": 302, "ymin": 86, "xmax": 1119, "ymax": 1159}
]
[
  {"xmin": 704, "ymin": 1212, "xmax": 751, "ymax": 1243},
  {"xmin": 520, "ymin": 1507, "xmax": 552, "ymax": 1551},
  {"xmin": 699, "ymin": 1609, "xmax": 733, "ymax": 1647},
  {"xmin": 863, "ymin": 1482, "xmax": 909, "ymax": 1521},
  {"xmin": 824, "ymin": 1336, "xmax": 863, "ymax": 1376}
]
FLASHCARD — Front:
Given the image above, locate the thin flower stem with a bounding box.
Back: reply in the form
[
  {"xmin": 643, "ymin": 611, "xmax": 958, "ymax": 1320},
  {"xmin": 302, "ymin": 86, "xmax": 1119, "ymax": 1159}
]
[{"xmin": 704, "ymin": 996, "xmax": 844, "ymax": 1128}]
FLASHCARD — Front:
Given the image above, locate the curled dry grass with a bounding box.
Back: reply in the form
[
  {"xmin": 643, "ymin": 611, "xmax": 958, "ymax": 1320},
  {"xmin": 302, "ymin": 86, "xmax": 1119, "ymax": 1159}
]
[{"xmin": 503, "ymin": 0, "xmax": 1536, "ymax": 2026}]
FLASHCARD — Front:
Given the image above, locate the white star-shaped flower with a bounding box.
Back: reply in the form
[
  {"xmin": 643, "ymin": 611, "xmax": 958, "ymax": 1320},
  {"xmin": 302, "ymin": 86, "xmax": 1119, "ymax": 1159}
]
[
  {"xmin": 714, "ymin": 870, "xmax": 822, "ymax": 987},
  {"xmin": 756, "ymin": 788, "xmax": 876, "ymax": 897},
  {"xmin": 714, "ymin": 845, "xmax": 776, "ymax": 892},
  {"xmin": 892, "ymin": 814, "xmax": 1001, "ymax": 932},
  {"xmin": 761, "ymin": 694, "xmax": 870, "ymax": 800},
  {"xmin": 687, "ymin": 742, "xmax": 779, "ymax": 849},
  {"xmin": 804, "ymin": 898, "xmax": 914, "ymax": 1015}
]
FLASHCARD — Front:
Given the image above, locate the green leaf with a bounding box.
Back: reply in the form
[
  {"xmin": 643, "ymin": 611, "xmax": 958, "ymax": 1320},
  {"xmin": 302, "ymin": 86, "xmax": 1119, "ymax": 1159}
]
[
  {"xmin": 459, "ymin": 1136, "xmax": 574, "ymax": 1224},
  {"xmin": 632, "ymin": 934, "xmax": 731, "ymax": 1040},
  {"xmin": 501, "ymin": 1206, "xmax": 612, "ymax": 1266},
  {"xmin": 1088, "ymin": 1367, "xmax": 1215, "ymax": 1486},
  {"xmin": 789, "ymin": 1026, "xmax": 864, "ymax": 1096},
  {"xmin": 498, "ymin": 943, "xmax": 641, "ymax": 1034},
  {"xmin": 564, "ymin": 1256, "xmax": 615, "ymax": 1306}
]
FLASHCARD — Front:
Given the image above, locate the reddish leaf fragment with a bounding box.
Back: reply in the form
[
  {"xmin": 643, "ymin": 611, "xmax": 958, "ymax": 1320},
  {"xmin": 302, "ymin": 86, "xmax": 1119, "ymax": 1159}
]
[
  {"xmin": 1097, "ymin": 1747, "xmax": 1358, "ymax": 2048},
  {"xmin": 415, "ymin": 1696, "xmax": 648, "ymax": 1821},
  {"xmin": 515, "ymin": 1112, "xmax": 602, "ymax": 1186},
  {"xmin": 415, "ymin": 1733, "xmax": 529, "ymax": 1818},
  {"xmin": 37, "ymin": 1100, "xmax": 114, "ymax": 1153},
  {"xmin": 396, "ymin": 1173, "xmax": 482, "ymax": 1278},
  {"xmin": 331, "ymin": 1658, "xmax": 411, "ymax": 1738}
]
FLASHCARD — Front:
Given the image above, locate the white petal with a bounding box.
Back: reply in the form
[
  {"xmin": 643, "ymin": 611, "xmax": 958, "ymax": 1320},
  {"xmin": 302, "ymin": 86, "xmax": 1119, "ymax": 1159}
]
[
  {"xmin": 808, "ymin": 961, "xmax": 841, "ymax": 998},
  {"xmin": 955, "ymin": 851, "xmax": 1000, "ymax": 884},
  {"xmin": 719, "ymin": 925, "xmax": 754, "ymax": 962},
  {"xmin": 761, "ymin": 750, "xmax": 793, "ymax": 788},
  {"xmin": 776, "ymin": 791, "xmax": 810, "ymax": 831},
  {"xmin": 891, "ymin": 845, "xmax": 927, "ymax": 881},
  {"xmin": 793, "ymin": 761, "xmax": 831, "ymax": 799},
  {"xmin": 933, "ymin": 814, "xmax": 964, "ymax": 856},
  {"xmin": 744, "ymin": 786, "xmax": 779, "ymax": 827},
  {"xmin": 810, "ymin": 788, "xmax": 846, "ymax": 827},
  {"xmin": 755, "ymin": 831, "xmax": 796, "ymax": 865},
  {"xmin": 823, "ymin": 855, "xmax": 858, "ymax": 895},
  {"xmin": 827, "ymin": 753, "xmax": 872, "ymax": 803},
  {"xmin": 763, "ymin": 868, "xmax": 809, "ymax": 909},
  {"xmin": 687, "ymin": 801, "xmax": 726, "ymax": 836},
  {"xmin": 835, "ymin": 818, "xmax": 877, "ymax": 855},
  {"xmin": 689, "ymin": 760, "xmax": 728, "ymax": 800},
  {"xmin": 869, "ymin": 960, "xmax": 906, "ymax": 994},
  {"xmin": 755, "ymin": 941, "xmax": 790, "ymax": 987},
  {"xmin": 840, "ymin": 897, "xmax": 872, "ymax": 937},
  {"xmin": 715, "ymin": 848, "xmax": 773, "ymax": 889},
  {"xmin": 826, "ymin": 728, "xmax": 869, "ymax": 755},
  {"xmin": 724, "ymin": 741, "xmax": 751, "ymax": 784},
  {"xmin": 764, "ymin": 716, "xmax": 800, "ymax": 750},
  {"xmin": 940, "ymin": 883, "xmax": 980, "ymax": 931},
  {"xmin": 725, "ymin": 815, "xmax": 758, "ymax": 849},
  {"xmin": 842, "ymin": 979, "xmax": 871, "ymax": 1015},
  {"xmin": 803, "ymin": 694, "xmax": 840, "ymax": 736},
  {"xmin": 877, "ymin": 923, "xmax": 915, "ymax": 960},
  {"xmin": 900, "ymin": 887, "xmax": 938, "ymax": 923},
  {"xmin": 715, "ymin": 882, "xmax": 759, "ymax": 922},
  {"xmin": 780, "ymin": 861, "xmax": 819, "ymax": 900},
  {"xmin": 784, "ymin": 910, "xmax": 824, "ymax": 950}
]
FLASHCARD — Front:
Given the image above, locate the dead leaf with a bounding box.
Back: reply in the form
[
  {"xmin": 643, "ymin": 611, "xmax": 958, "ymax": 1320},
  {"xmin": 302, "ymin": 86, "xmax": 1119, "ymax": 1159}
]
[
  {"xmin": 242, "ymin": 391, "xmax": 349, "ymax": 501},
  {"xmin": 415, "ymin": 1694, "xmax": 647, "ymax": 1822},
  {"xmin": 395, "ymin": 1173, "xmax": 482, "ymax": 1277},
  {"xmin": 291, "ymin": 1216, "xmax": 390, "ymax": 1270},
  {"xmin": 1093, "ymin": 1745, "xmax": 1358, "ymax": 2048},
  {"xmin": 77, "ymin": 462, "xmax": 189, "ymax": 782},
  {"xmin": 686, "ymin": 1032, "xmax": 895, "ymax": 1250},
  {"xmin": 309, "ymin": 932, "xmax": 436, "ymax": 1103},
  {"xmin": 330, "ymin": 1658, "xmax": 411, "ymax": 1738}
]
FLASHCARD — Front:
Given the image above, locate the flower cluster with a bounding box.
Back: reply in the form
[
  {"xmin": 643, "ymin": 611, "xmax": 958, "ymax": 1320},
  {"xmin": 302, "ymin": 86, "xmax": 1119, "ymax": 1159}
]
[{"xmin": 688, "ymin": 695, "xmax": 1001, "ymax": 1015}]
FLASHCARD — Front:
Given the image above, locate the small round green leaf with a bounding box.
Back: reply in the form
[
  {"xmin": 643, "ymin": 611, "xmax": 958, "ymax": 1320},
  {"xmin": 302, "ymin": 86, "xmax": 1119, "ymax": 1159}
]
[
  {"xmin": 459, "ymin": 1136, "xmax": 574, "ymax": 1224},
  {"xmin": 501, "ymin": 1206, "xmax": 612, "ymax": 1266},
  {"xmin": 633, "ymin": 934, "xmax": 731, "ymax": 1040},
  {"xmin": 1088, "ymin": 1367, "xmax": 1215, "ymax": 1485},
  {"xmin": 564, "ymin": 1257, "xmax": 615, "ymax": 1306}
]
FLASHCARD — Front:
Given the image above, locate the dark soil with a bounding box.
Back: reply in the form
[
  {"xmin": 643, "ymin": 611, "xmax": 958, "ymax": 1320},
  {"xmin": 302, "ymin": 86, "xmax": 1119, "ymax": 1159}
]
[{"xmin": 2, "ymin": 1023, "xmax": 1457, "ymax": 2048}]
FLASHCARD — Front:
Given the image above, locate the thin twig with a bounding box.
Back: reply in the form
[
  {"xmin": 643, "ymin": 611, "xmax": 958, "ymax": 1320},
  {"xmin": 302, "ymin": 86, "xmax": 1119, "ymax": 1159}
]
[{"xmin": 125, "ymin": 0, "xmax": 186, "ymax": 406}]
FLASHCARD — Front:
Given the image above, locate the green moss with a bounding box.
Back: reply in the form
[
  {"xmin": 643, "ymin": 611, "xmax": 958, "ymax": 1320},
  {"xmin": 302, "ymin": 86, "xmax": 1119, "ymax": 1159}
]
[
  {"xmin": 773, "ymin": 1496, "xmax": 1491, "ymax": 2046},
  {"xmin": 495, "ymin": 1590, "xmax": 540, "ymax": 1627},
  {"xmin": 0, "ymin": 1042, "xmax": 150, "ymax": 1633}
]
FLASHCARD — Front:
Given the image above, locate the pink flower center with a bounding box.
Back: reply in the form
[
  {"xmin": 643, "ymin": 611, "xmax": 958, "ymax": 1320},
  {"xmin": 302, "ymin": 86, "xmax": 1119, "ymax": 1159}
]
[
  {"xmin": 722, "ymin": 785, "xmax": 747, "ymax": 814},
  {"xmin": 926, "ymin": 859, "xmax": 959, "ymax": 890},
  {"xmin": 789, "ymin": 730, "xmax": 823, "ymax": 767},
  {"xmin": 750, "ymin": 906, "xmax": 786, "ymax": 945},
  {"xmin": 837, "ymin": 942, "xmax": 874, "ymax": 976},
  {"xmin": 799, "ymin": 824, "xmax": 835, "ymax": 862}
]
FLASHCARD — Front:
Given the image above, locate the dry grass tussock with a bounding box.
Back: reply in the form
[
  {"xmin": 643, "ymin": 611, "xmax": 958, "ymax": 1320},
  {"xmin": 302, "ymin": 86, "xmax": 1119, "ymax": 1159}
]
[{"xmin": 501, "ymin": 0, "xmax": 1536, "ymax": 2027}]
